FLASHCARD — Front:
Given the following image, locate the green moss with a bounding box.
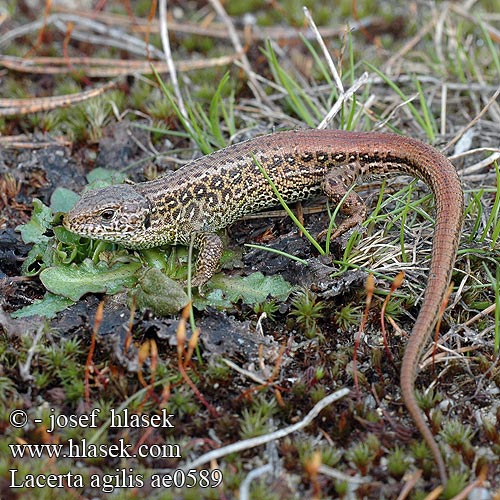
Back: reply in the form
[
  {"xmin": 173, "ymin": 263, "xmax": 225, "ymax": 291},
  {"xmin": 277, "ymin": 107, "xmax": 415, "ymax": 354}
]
[
  {"xmin": 239, "ymin": 396, "xmax": 278, "ymax": 439},
  {"xmin": 310, "ymin": 384, "xmax": 327, "ymax": 402},
  {"xmin": 206, "ymin": 360, "xmax": 232, "ymax": 382},
  {"xmin": 386, "ymin": 446, "xmax": 409, "ymax": 479},
  {"xmin": 253, "ymin": 300, "xmax": 279, "ymax": 321},
  {"xmin": 182, "ymin": 35, "xmax": 215, "ymax": 54},
  {"xmin": 145, "ymin": 97, "xmax": 176, "ymax": 120},
  {"xmin": 166, "ymin": 388, "xmax": 199, "ymax": 418},
  {"xmin": 334, "ymin": 304, "xmax": 362, "ymax": 330},
  {"xmin": 290, "ymin": 288, "xmax": 325, "ymax": 338},
  {"xmin": 410, "ymin": 440, "xmax": 434, "ymax": 476},
  {"xmin": 346, "ymin": 439, "xmax": 377, "ymax": 475},
  {"xmin": 226, "ymin": 0, "xmax": 267, "ymax": 16}
]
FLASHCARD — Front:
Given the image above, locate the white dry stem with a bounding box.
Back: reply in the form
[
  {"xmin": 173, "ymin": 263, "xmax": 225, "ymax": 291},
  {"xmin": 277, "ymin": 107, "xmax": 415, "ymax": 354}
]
[
  {"xmin": 152, "ymin": 388, "xmax": 349, "ymax": 473},
  {"xmin": 159, "ymin": 0, "xmax": 191, "ymax": 133}
]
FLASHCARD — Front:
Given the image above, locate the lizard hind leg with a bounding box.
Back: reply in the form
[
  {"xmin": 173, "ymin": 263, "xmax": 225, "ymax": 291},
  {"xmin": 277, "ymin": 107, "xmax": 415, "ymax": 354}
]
[{"xmin": 321, "ymin": 167, "xmax": 367, "ymax": 241}]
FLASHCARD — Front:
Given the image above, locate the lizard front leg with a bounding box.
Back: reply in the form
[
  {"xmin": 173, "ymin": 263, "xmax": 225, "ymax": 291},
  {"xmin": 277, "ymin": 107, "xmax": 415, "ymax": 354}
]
[
  {"xmin": 191, "ymin": 232, "xmax": 224, "ymax": 287},
  {"xmin": 321, "ymin": 167, "xmax": 367, "ymax": 240}
]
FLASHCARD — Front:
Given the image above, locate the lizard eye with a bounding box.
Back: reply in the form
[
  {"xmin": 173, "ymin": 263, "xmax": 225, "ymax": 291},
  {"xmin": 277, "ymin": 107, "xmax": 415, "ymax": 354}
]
[{"xmin": 100, "ymin": 209, "xmax": 115, "ymax": 221}]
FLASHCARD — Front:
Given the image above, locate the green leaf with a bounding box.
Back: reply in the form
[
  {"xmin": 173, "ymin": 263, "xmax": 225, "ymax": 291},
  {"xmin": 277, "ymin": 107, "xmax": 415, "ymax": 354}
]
[
  {"xmin": 11, "ymin": 293, "xmax": 75, "ymax": 319},
  {"xmin": 196, "ymin": 287, "xmax": 232, "ymax": 309},
  {"xmin": 134, "ymin": 267, "xmax": 189, "ymax": 316},
  {"xmin": 39, "ymin": 259, "xmax": 141, "ymax": 301},
  {"xmin": 21, "ymin": 242, "xmax": 55, "ymax": 276},
  {"xmin": 50, "ymin": 187, "xmax": 80, "ymax": 213},
  {"xmin": 201, "ymin": 272, "xmax": 293, "ymax": 307},
  {"xmin": 140, "ymin": 248, "xmax": 170, "ymax": 271},
  {"xmin": 16, "ymin": 199, "xmax": 52, "ymax": 244},
  {"xmin": 52, "ymin": 225, "xmax": 86, "ymax": 245},
  {"xmin": 86, "ymin": 167, "xmax": 128, "ymax": 189}
]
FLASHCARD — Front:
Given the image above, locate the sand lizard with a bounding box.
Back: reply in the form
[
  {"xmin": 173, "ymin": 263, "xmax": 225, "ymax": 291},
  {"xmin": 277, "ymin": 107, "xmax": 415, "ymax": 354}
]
[{"xmin": 64, "ymin": 129, "xmax": 463, "ymax": 483}]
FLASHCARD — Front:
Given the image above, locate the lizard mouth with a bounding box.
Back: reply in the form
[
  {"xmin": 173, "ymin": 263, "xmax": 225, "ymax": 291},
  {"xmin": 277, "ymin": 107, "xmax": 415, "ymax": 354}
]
[{"xmin": 62, "ymin": 213, "xmax": 74, "ymax": 231}]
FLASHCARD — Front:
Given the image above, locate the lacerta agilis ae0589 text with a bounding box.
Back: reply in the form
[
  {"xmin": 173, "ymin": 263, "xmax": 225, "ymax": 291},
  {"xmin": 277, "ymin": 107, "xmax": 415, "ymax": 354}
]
[{"xmin": 64, "ymin": 129, "xmax": 464, "ymax": 484}]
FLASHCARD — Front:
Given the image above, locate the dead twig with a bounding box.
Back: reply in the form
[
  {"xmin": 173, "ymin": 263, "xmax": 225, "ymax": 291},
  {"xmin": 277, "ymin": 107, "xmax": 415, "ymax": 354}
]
[{"xmin": 18, "ymin": 324, "xmax": 45, "ymax": 382}]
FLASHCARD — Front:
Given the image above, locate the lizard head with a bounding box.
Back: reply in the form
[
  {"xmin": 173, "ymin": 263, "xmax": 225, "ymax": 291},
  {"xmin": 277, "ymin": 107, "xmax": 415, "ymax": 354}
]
[{"xmin": 63, "ymin": 184, "xmax": 153, "ymax": 249}]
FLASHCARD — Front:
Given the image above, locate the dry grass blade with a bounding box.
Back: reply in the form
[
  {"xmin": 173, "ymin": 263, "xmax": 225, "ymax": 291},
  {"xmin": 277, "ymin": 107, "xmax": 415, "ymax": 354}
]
[
  {"xmin": 208, "ymin": 0, "xmax": 270, "ymax": 105},
  {"xmin": 353, "ymin": 273, "xmax": 375, "ymax": 399},
  {"xmin": 158, "ymin": 0, "xmax": 189, "ymax": 129},
  {"xmin": 443, "ymin": 88, "xmax": 500, "ymax": 152},
  {"xmin": 0, "ymin": 54, "xmax": 237, "ymax": 77},
  {"xmin": 48, "ymin": 4, "xmax": 381, "ymax": 41},
  {"xmin": 84, "ymin": 301, "xmax": 104, "ymax": 408},
  {"xmin": 450, "ymin": 3, "xmax": 500, "ymax": 43},
  {"xmin": 0, "ymin": 81, "xmax": 116, "ymax": 116},
  {"xmin": 0, "ymin": 135, "xmax": 71, "ymax": 148}
]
